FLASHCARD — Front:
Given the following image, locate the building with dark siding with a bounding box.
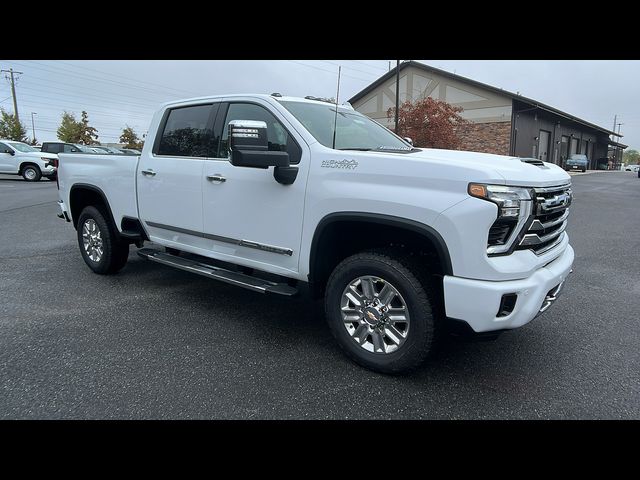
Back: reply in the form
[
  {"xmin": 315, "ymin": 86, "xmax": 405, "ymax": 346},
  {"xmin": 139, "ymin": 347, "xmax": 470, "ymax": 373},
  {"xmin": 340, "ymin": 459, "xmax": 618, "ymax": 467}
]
[{"xmin": 348, "ymin": 61, "xmax": 626, "ymax": 169}]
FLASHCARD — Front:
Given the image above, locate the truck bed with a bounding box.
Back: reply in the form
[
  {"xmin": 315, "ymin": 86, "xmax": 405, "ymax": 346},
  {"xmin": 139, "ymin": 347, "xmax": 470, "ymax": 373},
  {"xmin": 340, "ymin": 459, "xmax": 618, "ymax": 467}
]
[{"xmin": 58, "ymin": 153, "xmax": 140, "ymax": 229}]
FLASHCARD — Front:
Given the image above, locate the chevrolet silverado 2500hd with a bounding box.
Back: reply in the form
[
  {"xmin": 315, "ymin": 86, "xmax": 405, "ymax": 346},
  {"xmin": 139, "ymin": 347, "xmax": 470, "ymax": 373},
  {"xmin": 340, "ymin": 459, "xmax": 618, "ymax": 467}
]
[{"xmin": 56, "ymin": 94, "xmax": 574, "ymax": 374}]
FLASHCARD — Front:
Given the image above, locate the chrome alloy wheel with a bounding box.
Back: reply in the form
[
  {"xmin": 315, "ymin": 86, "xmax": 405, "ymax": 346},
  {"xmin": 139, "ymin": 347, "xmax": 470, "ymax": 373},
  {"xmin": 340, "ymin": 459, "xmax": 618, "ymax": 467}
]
[
  {"xmin": 340, "ymin": 276, "xmax": 410, "ymax": 354},
  {"xmin": 24, "ymin": 168, "xmax": 37, "ymax": 180},
  {"xmin": 82, "ymin": 219, "xmax": 104, "ymax": 262}
]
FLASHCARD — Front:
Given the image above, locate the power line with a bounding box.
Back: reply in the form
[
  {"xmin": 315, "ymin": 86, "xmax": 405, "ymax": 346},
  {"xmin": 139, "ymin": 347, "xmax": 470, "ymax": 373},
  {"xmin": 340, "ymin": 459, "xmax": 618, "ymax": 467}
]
[
  {"xmin": 314, "ymin": 60, "xmax": 384, "ymax": 79},
  {"xmin": 8, "ymin": 60, "xmax": 194, "ymax": 101},
  {"xmin": 287, "ymin": 61, "xmax": 374, "ymax": 84},
  {"xmin": 53, "ymin": 60, "xmax": 201, "ymax": 97},
  {"xmin": 350, "ymin": 60, "xmax": 390, "ymax": 72}
]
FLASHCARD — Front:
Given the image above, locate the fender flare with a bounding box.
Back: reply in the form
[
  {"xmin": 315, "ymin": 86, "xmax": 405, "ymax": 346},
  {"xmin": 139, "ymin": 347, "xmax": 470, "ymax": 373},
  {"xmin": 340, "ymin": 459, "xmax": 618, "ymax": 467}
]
[
  {"xmin": 308, "ymin": 212, "xmax": 454, "ymax": 282},
  {"xmin": 69, "ymin": 183, "xmax": 117, "ymax": 230}
]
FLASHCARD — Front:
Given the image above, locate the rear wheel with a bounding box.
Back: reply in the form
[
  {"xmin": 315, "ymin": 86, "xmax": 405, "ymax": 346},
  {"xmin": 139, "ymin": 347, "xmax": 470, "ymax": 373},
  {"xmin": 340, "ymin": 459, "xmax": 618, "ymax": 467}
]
[
  {"xmin": 324, "ymin": 250, "xmax": 440, "ymax": 374},
  {"xmin": 77, "ymin": 206, "xmax": 129, "ymax": 274},
  {"xmin": 21, "ymin": 165, "xmax": 41, "ymax": 182}
]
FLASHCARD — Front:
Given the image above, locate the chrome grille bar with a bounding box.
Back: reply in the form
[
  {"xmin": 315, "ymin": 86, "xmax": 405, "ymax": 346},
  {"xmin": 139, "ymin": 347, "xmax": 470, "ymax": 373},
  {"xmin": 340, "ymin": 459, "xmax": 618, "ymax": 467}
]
[{"xmin": 516, "ymin": 183, "xmax": 572, "ymax": 255}]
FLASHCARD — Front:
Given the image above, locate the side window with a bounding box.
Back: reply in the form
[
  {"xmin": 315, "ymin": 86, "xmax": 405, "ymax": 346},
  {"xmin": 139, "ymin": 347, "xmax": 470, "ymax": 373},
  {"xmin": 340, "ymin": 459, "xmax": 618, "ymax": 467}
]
[
  {"xmin": 0, "ymin": 142, "xmax": 10, "ymax": 153},
  {"xmin": 218, "ymin": 103, "xmax": 300, "ymax": 163},
  {"xmin": 157, "ymin": 104, "xmax": 218, "ymax": 157},
  {"xmin": 63, "ymin": 144, "xmax": 77, "ymax": 153}
]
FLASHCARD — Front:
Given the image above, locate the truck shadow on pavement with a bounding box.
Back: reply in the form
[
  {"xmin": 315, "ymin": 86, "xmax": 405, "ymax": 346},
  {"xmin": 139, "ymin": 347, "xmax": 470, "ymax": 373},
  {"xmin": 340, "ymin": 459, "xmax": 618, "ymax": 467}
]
[{"xmin": 118, "ymin": 252, "xmax": 545, "ymax": 383}]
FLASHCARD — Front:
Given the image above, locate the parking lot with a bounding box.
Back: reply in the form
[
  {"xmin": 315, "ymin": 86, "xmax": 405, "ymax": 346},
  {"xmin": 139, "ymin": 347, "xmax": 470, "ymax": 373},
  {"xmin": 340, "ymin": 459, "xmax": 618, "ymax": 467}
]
[{"xmin": 1, "ymin": 171, "xmax": 638, "ymax": 419}]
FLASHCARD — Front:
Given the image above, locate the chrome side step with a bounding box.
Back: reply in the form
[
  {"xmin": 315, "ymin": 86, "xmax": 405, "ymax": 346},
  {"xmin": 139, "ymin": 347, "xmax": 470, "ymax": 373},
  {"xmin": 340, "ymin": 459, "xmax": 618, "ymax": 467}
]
[{"xmin": 137, "ymin": 248, "xmax": 298, "ymax": 297}]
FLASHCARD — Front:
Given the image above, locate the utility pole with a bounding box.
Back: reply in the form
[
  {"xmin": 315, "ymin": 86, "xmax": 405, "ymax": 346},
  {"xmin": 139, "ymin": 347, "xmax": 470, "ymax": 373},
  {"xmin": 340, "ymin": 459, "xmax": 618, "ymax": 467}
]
[
  {"xmin": 31, "ymin": 112, "xmax": 37, "ymax": 142},
  {"xmin": 612, "ymin": 114, "xmax": 617, "ymax": 138},
  {"xmin": 0, "ymin": 68, "xmax": 23, "ymax": 122},
  {"xmin": 395, "ymin": 60, "xmax": 400, "ymax": 134}
]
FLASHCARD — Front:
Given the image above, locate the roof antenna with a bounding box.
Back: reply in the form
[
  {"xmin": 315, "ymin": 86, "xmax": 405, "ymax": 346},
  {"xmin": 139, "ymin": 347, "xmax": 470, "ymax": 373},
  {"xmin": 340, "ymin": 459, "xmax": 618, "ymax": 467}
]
[{"xmin": 332, "ymin": 66, "xmax": 341, "ymax": 150}]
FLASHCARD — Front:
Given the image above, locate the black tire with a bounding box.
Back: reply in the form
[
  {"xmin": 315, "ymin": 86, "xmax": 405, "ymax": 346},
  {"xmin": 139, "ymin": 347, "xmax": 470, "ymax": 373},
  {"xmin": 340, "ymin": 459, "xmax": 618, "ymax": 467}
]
[
  {"xmin": 21, "ymin": 164, "xmax": 41, "ymax": 182},
  {"xmin": 324, "ymin": 249, "xmax": 441, "ymax": 374},
  {"xmin": 46, "ymin": 174, "xmax": 57, "ymax": 181},
  {"xmin": 582, "ymin": 168, "xmax": 586, "ymax": 173},
  {"xmin": 77, "ymin": 206, "xmax": 129, "ymax": 275}
]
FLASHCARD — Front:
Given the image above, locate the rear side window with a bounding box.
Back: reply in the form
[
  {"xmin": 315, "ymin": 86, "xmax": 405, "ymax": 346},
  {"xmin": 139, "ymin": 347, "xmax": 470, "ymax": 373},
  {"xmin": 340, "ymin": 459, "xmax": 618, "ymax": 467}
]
[
  {"xmin": 42, "ymin": 143, "xmax": 61, "ymax": 153},
  {"xmin": 63, "ymin": 144, "xmax": 79, "ymax": 153},
  {"xmin": 157, "ymin": 104, "xmax": 218, "ymax": 157}
]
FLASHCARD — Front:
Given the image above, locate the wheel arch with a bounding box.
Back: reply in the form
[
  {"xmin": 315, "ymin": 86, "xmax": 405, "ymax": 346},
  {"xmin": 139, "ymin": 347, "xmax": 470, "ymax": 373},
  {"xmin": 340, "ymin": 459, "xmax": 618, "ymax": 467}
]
[
  {"xmin": 69, "ymin": 184, "xmax": 117, "ymax": 231},
  {"xmin": 19, "ymin": 161, "xmax": 41, "ymax": 173},
  {"xmin": 308, "ymin": 212, "xmax": 453, "ymax": 299}
]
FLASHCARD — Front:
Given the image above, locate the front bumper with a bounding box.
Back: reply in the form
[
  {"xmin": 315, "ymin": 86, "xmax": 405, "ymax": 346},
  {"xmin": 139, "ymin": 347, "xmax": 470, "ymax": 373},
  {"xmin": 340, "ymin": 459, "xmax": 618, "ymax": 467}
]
[{"xmin": 443, "ymin": 245, "xmax": 574, "ymax": 332}]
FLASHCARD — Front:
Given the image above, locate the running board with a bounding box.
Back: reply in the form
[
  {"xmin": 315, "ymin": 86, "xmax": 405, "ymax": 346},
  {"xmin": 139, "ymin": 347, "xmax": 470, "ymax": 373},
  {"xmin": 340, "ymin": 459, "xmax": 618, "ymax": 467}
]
[{"xmin": 137, "ymin": 248, "xmax": 298, "ymax": 296}]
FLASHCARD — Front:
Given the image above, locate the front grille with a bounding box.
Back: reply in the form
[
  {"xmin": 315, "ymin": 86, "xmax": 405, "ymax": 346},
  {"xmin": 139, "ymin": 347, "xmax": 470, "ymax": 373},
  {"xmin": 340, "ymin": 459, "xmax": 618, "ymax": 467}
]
[{"xmin": 516, "ymin": 183, "xmax": 572, "ymax": 255}]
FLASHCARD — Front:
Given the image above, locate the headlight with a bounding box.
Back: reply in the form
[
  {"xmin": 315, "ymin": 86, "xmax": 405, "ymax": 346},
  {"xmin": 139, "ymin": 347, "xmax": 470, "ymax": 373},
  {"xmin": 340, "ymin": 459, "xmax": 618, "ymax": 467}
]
[{"xmin": 468, "ymin": 183, "xmax": 534, "ymax": 255}]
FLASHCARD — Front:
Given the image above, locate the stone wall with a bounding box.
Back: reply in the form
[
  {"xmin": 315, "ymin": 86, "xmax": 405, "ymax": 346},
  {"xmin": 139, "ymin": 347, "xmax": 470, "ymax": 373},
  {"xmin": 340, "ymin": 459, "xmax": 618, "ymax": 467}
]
[{"xmin": 455, "ymin": 121, "xmax": 511, "ymax": 155}]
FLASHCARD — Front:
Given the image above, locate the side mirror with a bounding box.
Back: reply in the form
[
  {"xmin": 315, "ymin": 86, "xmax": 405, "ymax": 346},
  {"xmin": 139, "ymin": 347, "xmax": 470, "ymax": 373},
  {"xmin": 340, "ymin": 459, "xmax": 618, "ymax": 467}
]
[
  {"xmin": 229, "ymin": 120, "xmax": 289, "ymax": 169},
  {"xmin": 3, "ymin": 148, "xmax": 14, "ymax": 155},
  {"xmin": 403, "ymin": 137, "xmax": 414, "ymax": 146}
]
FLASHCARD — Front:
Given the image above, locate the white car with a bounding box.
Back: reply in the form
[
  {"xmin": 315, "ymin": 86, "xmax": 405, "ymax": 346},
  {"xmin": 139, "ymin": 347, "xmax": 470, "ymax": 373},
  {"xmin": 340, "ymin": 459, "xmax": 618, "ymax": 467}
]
[
  {"xmin": 0, "ymin": 140, "xmax": 58, "ymax": 181},
  {"xmin": 624, "ymin": 165, "xmax": 639, "ymax": 172},
  {"xmin": 56, "ymin": 94, "xmax": 574, "ymax": 374}
]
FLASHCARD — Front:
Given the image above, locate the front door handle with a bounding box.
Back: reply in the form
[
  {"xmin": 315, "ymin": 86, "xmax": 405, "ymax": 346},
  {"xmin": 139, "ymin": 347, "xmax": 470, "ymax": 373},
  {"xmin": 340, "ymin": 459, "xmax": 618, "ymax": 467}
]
[
  {"xmin": 206, "ymin": 174, "xmax": 226, "ymax": 183},
  {"xmin": 141, "ymin": 169, "xmax": 156, "ymax": 177}
]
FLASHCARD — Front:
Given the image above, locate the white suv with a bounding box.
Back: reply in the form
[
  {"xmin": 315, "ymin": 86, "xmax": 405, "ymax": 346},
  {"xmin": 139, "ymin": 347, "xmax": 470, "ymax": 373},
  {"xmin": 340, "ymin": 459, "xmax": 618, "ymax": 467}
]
[{"xmin": 0, "ymin": 140, "xmax": 58, "ymax": 181}]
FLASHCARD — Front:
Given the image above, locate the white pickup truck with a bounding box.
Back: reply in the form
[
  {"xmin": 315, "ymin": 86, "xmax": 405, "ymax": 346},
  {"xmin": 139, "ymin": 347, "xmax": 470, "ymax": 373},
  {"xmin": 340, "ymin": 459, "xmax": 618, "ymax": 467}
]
[
  {"xmin": 0, "ymin": 140, "xmax": 58, "ymax": 181},
  {"xmin": 57, "ymin": 94, "xmax": 574, "ymax": 374}
]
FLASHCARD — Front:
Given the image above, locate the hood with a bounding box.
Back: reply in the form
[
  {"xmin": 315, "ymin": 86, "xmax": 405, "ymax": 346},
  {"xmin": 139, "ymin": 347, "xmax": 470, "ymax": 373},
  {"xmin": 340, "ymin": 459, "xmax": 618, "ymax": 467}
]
[
  {"xmin": 21, "ymin": 151, "xmax": 57, "ymax": 160},
  {"xmin": 380, "ymin": 148, "xmax": 571, "ymax": 188}
]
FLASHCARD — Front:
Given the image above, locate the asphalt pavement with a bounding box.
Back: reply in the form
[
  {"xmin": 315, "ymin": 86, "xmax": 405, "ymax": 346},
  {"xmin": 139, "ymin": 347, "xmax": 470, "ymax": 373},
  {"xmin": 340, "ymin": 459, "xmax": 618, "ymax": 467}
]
[{"xmin": 0, "ymin": 171, "xmax": 638, "ymax": 419}]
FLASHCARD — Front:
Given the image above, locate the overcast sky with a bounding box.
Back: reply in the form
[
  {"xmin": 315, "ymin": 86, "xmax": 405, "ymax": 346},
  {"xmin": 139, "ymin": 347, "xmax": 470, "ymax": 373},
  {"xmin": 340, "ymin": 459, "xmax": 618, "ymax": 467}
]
[{"xmin": 1, "ymin": 60, "xmax": 637, "ymax": 150}]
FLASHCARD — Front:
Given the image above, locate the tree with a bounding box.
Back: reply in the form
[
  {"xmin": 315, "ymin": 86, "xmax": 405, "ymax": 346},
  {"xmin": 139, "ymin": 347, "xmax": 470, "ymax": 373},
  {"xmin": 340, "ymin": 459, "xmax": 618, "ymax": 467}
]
[
  {"xmin": 0, "ymin": 108, "xmax": 28, "ymax": 142},
  {"xmin": 57, "ymin": 112, "xmax": 82, "ymax": 143},
  {"xmin": 622, "ymin": 149, "xmax": 639, "ymax": 166},
  {"xmin": 387, "ymin": 97, "xmax": 468, "ymax": 149},
  {"xmin": 78, "ymin": 111, "xmax": 99, "ymax": 145},
  {"xmin": 119, "ymin": 126, "xmax": 144, "ymax": 150}
]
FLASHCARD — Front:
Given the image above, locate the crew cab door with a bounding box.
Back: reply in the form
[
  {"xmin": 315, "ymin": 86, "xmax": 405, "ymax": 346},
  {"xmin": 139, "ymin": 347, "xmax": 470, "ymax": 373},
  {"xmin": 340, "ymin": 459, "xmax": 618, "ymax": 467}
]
[
  {"xmin": 0, "ymin": 142, "xmax": 15, "ymax": 173},
  {"xmin": 202, "ymin": 100, "xmax": 308, "ymax": 274},
  {"xmin": 137, "ymin": 103, "xmax": 220, "ymax": 253}
]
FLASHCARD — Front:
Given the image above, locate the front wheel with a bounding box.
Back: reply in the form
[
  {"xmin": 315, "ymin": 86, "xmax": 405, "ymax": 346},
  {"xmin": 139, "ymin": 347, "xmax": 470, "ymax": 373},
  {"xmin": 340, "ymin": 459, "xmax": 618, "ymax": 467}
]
[
  {"xmin": 324, "ymin": 250, "xmax": 440, "ymax": 374},
  {"xmin": 22, "ymin": 165, "xmax": 42, "ymax": 182},
  {"xmin": 77, "ymin": 206, "xmax": 129, "ymax": 274}
]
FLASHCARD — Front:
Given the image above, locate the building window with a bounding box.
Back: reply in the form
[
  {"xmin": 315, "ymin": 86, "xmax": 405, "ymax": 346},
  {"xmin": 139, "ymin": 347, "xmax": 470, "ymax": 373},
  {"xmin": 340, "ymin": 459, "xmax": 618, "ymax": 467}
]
[
  {"xmin": 538, "ymin": 130, "xmax": 551, "ymax": 163},
  {"xmin": 560, "ymin": 136, "xmax": 569, "ymax": 166},
  {"xmin": 570, "ymin": 137, "xmax": 579, "ymax": 156}
]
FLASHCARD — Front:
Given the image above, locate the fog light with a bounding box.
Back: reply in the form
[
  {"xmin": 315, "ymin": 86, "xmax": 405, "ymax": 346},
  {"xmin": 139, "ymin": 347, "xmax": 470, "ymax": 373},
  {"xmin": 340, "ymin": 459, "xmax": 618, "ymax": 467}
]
[{"xmin": 497, "ymin": 293, "xmax": 517, "ymax": 317}]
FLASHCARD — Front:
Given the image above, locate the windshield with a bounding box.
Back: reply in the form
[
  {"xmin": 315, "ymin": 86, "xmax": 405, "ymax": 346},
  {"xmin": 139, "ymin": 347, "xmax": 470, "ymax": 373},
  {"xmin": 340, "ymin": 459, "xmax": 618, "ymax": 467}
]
[
  {"xmin": 7, "ymin": 141, "xmax": 39, "ymax": 153},
  {"xmin": 279, "ymin": 101, "xmax": 413, "ymax": 152}
]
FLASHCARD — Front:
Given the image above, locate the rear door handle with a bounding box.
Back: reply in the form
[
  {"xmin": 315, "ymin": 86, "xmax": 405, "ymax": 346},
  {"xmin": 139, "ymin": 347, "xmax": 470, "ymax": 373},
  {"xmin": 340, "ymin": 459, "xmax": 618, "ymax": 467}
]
[
  {"xmin": 141, "ymin": 169, "xmax": 156, "ymax": 176},
  {"xmin": 206, "ymin": 174, "xmax": 226, "ymax": 183}
]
